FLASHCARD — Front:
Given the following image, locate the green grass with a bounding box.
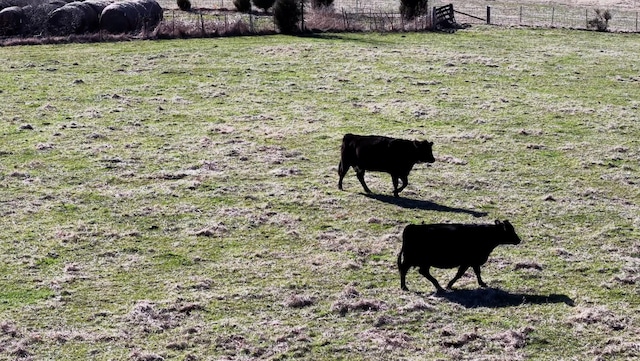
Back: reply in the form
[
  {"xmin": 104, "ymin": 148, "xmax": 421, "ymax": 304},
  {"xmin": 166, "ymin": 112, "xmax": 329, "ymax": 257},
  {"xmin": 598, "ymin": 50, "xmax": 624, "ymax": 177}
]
[{"xmin": 1, "ymin": 28, "xmax": 639, "ymax": 360}]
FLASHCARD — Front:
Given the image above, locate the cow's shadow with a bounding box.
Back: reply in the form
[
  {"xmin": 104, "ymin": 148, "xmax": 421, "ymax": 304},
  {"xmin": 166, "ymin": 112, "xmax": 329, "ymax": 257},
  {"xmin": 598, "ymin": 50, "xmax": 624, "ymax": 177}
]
[
  {"xmin": 364, "ymin": 193, "xmax": 488, "ymax": 218},
  {"xmin": 426, "ymin": 288, "xmax": 575, "ymax": 308}
]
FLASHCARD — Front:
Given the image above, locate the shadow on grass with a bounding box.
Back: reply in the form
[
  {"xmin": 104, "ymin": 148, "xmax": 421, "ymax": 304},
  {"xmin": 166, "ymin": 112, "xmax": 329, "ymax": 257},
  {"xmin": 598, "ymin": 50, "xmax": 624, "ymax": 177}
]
[
  {"xmin": 301, "ymin": 32, "xmax": 397, "ymax": 46},
  {"xmin": 433, "ymin": 288, "xmax": 575, "ymax": 308},
  {"xmin": 364, "ymin": 193, "xmax": 488, "ymax": 218}
]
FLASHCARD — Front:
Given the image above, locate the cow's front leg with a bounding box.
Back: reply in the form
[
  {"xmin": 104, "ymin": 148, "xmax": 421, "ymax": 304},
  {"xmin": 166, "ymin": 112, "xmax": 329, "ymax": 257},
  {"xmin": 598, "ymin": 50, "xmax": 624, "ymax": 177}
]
[
  {"xmin": 392, "ymin": 175, "xmax": 409, "ymax": 197},
  {"xmin": 447, "ymin": 265, "xmax": 469, "ymax": 289},
  {"xmin": 397, "ymin": 175, "xmax": 409, "ymax": 194},
  {"xmin": 392, "ymin": 176, "xmax": 400, "ymax": 197},
  {"xmin": 355, "ymin": 169, "xmax": 372, "ymax": 193},
  {"xmin": 472, "ymin": 265, "xmax": 488, "ymax": 288}
]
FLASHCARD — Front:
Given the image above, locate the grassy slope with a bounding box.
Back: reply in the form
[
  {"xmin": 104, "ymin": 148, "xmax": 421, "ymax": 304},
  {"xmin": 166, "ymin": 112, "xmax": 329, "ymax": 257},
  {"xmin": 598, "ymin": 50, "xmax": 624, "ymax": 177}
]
[{"xmin": 0, "ymin": 28, "xmax": 639, "ymax": 360}]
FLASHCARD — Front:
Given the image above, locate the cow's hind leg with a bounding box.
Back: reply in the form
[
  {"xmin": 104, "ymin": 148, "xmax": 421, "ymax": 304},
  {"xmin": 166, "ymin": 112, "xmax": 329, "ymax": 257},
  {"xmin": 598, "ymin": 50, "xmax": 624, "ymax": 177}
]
[
  {"xmin": 472, "ymin": 265, "xmax": 488, "ymax": 288},
  {"xmin": 419, "ymin": 266, "xmax": 445, "ymax": 293},
  {"xmin": 356, "ymin": 169, "xmax": 372, "ymax": 193},
  {"xmin": 447, "ymin": 265, "xmax": 469, "ymax": 289},
  {"xmin": 398, "ymin": 252, "xmax": 410, "ymax": 291}
]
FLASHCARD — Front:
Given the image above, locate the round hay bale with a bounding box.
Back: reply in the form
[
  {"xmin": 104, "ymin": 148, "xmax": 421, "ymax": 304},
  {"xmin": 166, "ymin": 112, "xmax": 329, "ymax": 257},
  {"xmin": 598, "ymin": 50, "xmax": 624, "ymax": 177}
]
[
  {"xmin": 38, "ymin": 1, "xmax": 68, "ymax": 15},
  {"xmin": 134, "ymin": 0, "xmax": 162, "ymax": 28},
  {"xmin": 48, "ymin": 0, "xmax": 74, "ymax": 7},
  {"xmin": 0, "ymin": 5, "xmax": 25, "ymax": 35},
  {"xmin": 99, "ymin": 1, "xmax": 147, "ymax": 34},
  {"xmin": 74, "ymin": 2, "xmax": 100, "ymax": 31},
  {"xmin": 128, "ymin": 0, "xmax": 147, "ymax": 29},
  {"xmin": 47, "ymin": 1, "xmax": 98, "ymax": 35},
  {"xmin": 84, "ymin": 0, "xmax": 113, "ymax": 15},
  {"xmin": 1, "ymin": 0, "xmax": 34, "ymax": 11}
]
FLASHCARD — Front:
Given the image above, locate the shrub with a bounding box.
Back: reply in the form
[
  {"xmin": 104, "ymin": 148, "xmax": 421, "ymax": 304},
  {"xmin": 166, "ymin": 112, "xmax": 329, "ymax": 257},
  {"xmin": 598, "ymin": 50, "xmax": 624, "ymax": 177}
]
[
  {"xmin": 252, "ymin": 0, "xmax": 275, "ymax": 13},
  {"xmin": 233, "ymin": 0, "xmax": 251, "ymax": 13},
  {"xmin": 311, "ymin": 0, "xmax": 333, "ymax": 10},
  {"xmin": 588, "ymin": 9, "xmax": 612, "ymax": 32},
  {"xmin": 400, "ymin": 0, "xmax": 428, "ymax": 21},
  {"xmin": 177, "ymin": 0, "xmax": 191, "ymax": 11},
  {"xmin": 274, "ymin": 0, "xmax": 300, "ymax": 34}
]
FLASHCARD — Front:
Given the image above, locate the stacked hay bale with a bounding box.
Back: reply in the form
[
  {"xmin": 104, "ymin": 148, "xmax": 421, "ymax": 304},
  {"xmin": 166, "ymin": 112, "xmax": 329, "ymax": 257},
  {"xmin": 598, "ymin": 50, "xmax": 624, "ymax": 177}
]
[
  {"xmin": 0, "ymin": 6, "xmax": 25, "ymax": 36},
  {"xmin": 0, "ymin": 0, "xmax": 35, "ymax": 36},
  {"xmin": 2, "ymin": 0, "xmax": 162, "ymax": 37},
  {"xmin": 47, "ymin": 1, "xmax": 99, "ymax": 35},
  {"xmin": 22, "ymin": 1, "xmax": 74, "ymax": 35},
  {"xmin": 85, "ymin": 0, "xmax": 113, "ymax": 14},
  {"xmin": 46, "ymin": 0, "xmax": 118, "ymax": 35},
  {"xmin": 135, "ymin": 0, "xmax": 162, "ymax": 27},
  {"xmin": 29, "ymin": 1, "xmax": 75, "ymax": 16},
  {"xmin": 99, "ymin": 0, "xmax": 163, "ymax": 34},
  {"xmin": 0, "ymin": 0, "xmax": 34, "ymax": 10},
  {"xmin": 1, "ymin": 0, "xmax": 76, "ymax": 36}
]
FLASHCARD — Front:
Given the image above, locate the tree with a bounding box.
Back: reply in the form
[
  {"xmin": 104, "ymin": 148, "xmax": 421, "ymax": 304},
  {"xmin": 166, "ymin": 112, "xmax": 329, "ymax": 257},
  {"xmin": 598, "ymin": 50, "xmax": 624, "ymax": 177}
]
[
  {"xmin": 177, "ymin": 0, "xmax": 191, "ymax": 11},
  {"xmin": 252, "ymin": 0, "xmax": 276, "ymax": 13},
  {"xmin": 400, "ymin": 0, "xmax": 428, "ymax": 21},
  {"xmin": 311, "ymin": 0, "xmax": 333, "ymax": 10},
  {"xmin": 274, "ymin": 0, "xmax": 301, "ymax": 34},
  {"xmin": 234, "ymin": 0, "xmax": 251, "ymax": 13},
  {"xmin": 587, "ymin": 9, "xmax": 612, "ymax": 32}
]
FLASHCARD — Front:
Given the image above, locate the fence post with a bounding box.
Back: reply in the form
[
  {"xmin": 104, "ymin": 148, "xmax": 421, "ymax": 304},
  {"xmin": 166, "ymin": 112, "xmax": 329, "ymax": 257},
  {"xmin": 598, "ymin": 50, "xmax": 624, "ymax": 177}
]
[
  {"xmin": 342, "ymin": 8, "xmax": 347, "ymax": 30},
  {"xmin": 551, "ymin": 7, "xmax": 555, "ymax": 27},
  {"xmin": 300, "ymin": 0, "xmax": 305, "ymax": 32},
  {"xmin": 432, "ymin": 6, "xmax": 436, "ymax": 28},
  {"xmin": 371, "ymin": 10, "xmax": 375, "ymax": 31},
  {"xmin": 486, "ymin": 6, "xmax": 491, "ymax": 24},
  {"xmin": 585, "ymin": 9, "xmax": 588, "ymax": 29},
  {"xmin": 636, "ymin": 12, "xmax": 638, "ymax": 32},
  {"xmin": 519, "ymin": 6, "xmax": 522, "ymax": 24}
]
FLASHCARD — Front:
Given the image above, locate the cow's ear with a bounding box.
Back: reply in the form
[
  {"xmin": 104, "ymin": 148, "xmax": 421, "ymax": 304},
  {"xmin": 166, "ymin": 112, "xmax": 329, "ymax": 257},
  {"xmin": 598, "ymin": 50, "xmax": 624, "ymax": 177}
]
[{"xmin": 429, "ymin": 141, "xmax": 434, "ymax": 146}]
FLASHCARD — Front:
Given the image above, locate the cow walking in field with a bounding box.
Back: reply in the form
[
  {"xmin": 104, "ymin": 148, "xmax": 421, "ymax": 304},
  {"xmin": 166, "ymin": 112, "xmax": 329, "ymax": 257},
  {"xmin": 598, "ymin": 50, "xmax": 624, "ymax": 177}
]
[
  {"xmin": 338, "ymin": 134, "xmax": 435, "ymax": 197},
  {"xmin": 398, "ymin": 220, "xmax": 522, "ymax": 293}
]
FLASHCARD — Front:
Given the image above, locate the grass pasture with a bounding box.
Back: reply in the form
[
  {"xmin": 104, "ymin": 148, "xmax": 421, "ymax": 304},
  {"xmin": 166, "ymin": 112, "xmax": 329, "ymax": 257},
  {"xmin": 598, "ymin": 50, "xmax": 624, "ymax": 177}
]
[{"xmin": 1, "ymin": 28, "xmax": 639, "ymax": 360}]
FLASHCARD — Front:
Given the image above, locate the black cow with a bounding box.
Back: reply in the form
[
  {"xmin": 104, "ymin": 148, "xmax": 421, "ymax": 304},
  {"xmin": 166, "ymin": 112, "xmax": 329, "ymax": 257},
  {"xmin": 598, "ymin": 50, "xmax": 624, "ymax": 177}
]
[
  {"xmin": 397, "ymin": 220, "xmax": 522, "ymax": 293},
  {"xmin": 338, "ymin": 134, "xmax": 435, "ymax": 197}
]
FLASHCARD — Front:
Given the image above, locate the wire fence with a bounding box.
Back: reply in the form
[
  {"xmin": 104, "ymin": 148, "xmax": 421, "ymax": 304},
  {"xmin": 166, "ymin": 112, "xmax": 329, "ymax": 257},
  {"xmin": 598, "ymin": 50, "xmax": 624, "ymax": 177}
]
[
  {"xmin": 155, "ymin": 0, "xmax": 401, "ymax": 10},
  {"xmin": 2, "ymin": 1, "xmax": 636, "ymax": 40},
  {"xmin": 442, "ymin": 3, "xmax": 640, "ymax": 32},
  {"xmin": 156, "ymin": 0, "xmax": 640, "ymax": 32}
]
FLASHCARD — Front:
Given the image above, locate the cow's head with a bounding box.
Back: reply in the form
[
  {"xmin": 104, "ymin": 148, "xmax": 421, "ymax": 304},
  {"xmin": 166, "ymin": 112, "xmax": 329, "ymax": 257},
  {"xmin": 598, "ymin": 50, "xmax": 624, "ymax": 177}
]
[
  {"xmin": 414, "ymin": 140, "xmax": 435, "ymax": 163},
  {"xmin": 495, "ymin": 220, "xmax": 522, "ymax": 245}
]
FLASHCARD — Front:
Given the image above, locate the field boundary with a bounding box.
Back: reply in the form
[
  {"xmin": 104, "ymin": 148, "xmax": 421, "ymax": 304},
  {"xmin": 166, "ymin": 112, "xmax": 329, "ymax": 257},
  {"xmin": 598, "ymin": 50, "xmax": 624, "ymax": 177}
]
[
  {"xmin": 1, "ymin": 2, "xmax": 638, "ymax": 45},
  {"xmin": 162, "ymin": 4, "xmax": 640, "ymax": 34},
  {"xmin": 156, "ymin": 0, "xmax": 640, "ymax": 32}
]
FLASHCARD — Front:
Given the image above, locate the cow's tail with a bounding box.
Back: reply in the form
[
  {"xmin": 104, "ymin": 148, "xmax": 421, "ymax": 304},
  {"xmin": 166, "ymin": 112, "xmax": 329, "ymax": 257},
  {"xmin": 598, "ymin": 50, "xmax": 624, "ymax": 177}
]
[
  {"xmin": 338, "ymin": 134, "xmax": 353, "ymax": 190},
  {"xmin": 397, "ymin": 245, "xmax": 410, "ymax": 291}
]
